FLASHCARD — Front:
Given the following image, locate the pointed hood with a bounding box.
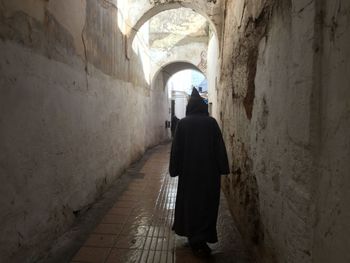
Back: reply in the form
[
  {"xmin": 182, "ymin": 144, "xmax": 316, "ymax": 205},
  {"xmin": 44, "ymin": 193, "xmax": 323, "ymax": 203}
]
[
  {"xmin": 186, "ymin": 88, "xmax": 209, "ymax": 116},
  {"xmin": 190, "ymin": 87, "xmax": 201, "ymax": 98}
]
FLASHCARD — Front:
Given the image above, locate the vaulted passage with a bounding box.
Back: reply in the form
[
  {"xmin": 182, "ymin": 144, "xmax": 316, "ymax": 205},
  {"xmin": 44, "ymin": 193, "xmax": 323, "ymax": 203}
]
[{"xmin": 1, "ymin": 1, "xmax": 349, "ymax": 263}]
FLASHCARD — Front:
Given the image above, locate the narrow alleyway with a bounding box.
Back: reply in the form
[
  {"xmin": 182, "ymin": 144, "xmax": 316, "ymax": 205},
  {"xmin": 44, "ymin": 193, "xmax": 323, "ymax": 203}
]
[
  {"xmin": 69, "ymin": 144, "xmax": 250, "ymax": 263},
  {"xmin": 1, "ymin": 1, "xmax": 349, "ymax": 262}
]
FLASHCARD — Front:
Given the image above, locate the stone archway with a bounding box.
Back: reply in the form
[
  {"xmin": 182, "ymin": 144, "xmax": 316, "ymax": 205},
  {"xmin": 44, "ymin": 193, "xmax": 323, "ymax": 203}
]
[
  {"xmin": 152, "ymin": 60, "xmax": 205, "ymax": 89},
  {"xmin": 125, "ymin": 1, "xmax": 223, "ymax": 59},
  {"xmin": 152, "ymin": 61, "xmax": 206, "ymax": 120}
]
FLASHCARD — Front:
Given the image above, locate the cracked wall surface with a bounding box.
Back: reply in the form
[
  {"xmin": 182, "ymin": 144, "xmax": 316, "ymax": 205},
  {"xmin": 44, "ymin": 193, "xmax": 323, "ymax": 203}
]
[
  {"xmin": 218, "ymin": 0, "xmax": 350, "ymax": 262},
  {"xmin": 0, "ymin": 0, "xmax": 170, "ymax": 262}
]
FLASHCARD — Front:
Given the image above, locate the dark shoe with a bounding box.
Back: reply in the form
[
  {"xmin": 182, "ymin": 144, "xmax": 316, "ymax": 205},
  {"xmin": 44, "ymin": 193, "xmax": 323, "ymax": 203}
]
[
  {"xmin": 200, "ymin": 243, "xmax": 212, "ymax": 255},
  {"xmin": 190, "ymin": 242, "xmax": 211, "ymax": 257}
]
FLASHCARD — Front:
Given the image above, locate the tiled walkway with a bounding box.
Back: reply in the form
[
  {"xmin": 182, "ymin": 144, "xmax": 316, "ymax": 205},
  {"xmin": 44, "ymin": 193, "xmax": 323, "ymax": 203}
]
[{"xmin": 70, "ymin": 144, "xmax": 251, "ymax": 263}]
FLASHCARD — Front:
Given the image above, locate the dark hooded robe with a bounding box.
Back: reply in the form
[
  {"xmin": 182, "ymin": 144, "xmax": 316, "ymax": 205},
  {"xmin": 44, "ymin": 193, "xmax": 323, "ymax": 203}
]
[{"xmin": 169, "ymin": 88, "xmax": 229, "ymax": 244}]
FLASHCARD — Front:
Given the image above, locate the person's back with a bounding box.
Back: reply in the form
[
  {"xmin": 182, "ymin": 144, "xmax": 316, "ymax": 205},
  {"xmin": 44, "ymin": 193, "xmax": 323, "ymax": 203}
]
[
  {"xmin": 176, "ymin": 115, "xmax": 224, "ymax": 176},
  {"xmin": 169, "ymin": 88, "xmax": 229, "ymax": 256}
]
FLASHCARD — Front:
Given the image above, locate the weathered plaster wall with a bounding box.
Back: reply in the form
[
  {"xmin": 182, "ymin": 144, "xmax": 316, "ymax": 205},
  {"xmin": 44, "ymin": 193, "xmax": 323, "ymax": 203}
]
[
  {"xmin": 207, "ymin": 33, "xmax": 219, "ymax": 118},
  {"xmin": 0, "ymin": 0, "xmax": 169, "ymax": 262},
  {"xmin": 313, "ymin": 1, "xmax": 350, "ymax": 262},
  {"xmin": 219, "ymin": 1, "xmax": 275, "ymax": 259},
  {"xmin": 219, "ymin": 0, "xmax": 350, "ymax": 262}
]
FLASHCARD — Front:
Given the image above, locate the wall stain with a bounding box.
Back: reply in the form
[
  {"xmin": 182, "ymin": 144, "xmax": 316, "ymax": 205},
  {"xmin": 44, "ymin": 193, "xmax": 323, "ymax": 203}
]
[
  {"xmin": 0, "ymin": 9, "xmax": 78, "ymax": 66},
  {"xmin": 221, "ymin": 1, "xmax": 275, "ymax": 260}
]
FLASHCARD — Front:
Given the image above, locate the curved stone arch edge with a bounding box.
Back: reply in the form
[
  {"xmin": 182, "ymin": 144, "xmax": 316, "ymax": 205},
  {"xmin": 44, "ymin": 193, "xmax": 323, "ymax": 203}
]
[
  {"xmin": 125, "ymin": 2, "xmax": 219, "ymax": 60},
  {"xmin": 151, "ymin": 60, "xmax": 206, "ymax": 91}
]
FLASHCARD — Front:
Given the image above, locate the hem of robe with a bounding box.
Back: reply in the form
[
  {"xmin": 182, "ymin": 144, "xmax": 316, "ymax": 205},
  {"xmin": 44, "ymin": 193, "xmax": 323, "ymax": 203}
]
[{"xmin": 172, "ymin": 226, "xmax": 218, "ymax": 244}]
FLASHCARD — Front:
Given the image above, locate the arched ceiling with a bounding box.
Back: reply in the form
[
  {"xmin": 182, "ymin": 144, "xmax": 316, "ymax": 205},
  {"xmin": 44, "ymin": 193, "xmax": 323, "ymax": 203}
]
[
  {"xmin": 132, "ymin": 7, "xmax": 212, "ymax": 82},
  {"xmin": 119, "ymin": 0, "xmax": 223, "ymax": 35},
  {"xmin": 123, "ymin": 0, "xmax": 223, "ymax": 58},
  {"xmin": 153, "ymin": 61, "xmax": 204, "ymax": 86}
]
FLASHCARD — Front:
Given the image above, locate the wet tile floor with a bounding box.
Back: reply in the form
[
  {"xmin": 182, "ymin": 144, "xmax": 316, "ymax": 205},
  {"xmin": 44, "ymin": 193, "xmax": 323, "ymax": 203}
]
[{"xmin": 71, "ymin": 143, "xmax": 251, "ymax": 263}]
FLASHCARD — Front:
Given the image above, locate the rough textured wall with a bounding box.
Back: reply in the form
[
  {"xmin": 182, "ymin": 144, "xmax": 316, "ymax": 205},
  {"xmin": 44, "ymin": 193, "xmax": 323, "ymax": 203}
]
[
  {"xmin": 219, "ymin": 0, "xmax": 350, "ymax": 262},
  {"xmin": 0, "ymin": 0, "xmax": 169, "ymax": 262},
  {"xmin": 313, "ymin": 1, "xmax": 350, "ymax": 262},
  {"xmin": 219, "ymin": 0, "xmax": 275, "ymax": 258},
  {"xmin": 207, "ymin": 33, "xmax": 219, "ymax": 118}
]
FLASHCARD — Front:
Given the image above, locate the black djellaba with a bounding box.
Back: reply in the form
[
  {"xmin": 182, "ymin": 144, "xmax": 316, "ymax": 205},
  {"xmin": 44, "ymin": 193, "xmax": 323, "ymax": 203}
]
[{"xmin": 169, "ymin": 88, "xmax": 230, "ymax": 256}]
